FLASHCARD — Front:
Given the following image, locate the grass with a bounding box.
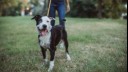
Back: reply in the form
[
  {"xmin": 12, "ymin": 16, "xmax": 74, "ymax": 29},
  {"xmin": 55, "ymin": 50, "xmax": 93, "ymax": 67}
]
[{"xmin": 0, "ymin": 16, "xmax": 127, "ymax": 72}]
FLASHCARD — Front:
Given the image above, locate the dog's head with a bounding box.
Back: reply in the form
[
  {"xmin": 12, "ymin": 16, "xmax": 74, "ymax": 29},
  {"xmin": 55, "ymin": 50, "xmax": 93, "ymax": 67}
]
[{"xmin": 32, "ymin": 15, "xmax": 55, "ymax": 36}]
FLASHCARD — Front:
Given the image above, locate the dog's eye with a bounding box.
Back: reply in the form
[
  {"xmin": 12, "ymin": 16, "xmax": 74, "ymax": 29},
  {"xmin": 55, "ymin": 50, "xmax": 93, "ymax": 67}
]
[
  {"xmin": 47, "ymin": 21, "xmax": 49, "ymax": 23},
  {"xmin": 39, "ymin": 19, "xmax": 42, "ymax": 22}
]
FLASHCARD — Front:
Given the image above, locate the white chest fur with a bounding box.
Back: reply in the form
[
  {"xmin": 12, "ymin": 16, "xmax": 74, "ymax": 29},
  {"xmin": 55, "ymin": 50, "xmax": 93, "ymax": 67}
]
[{"xmin": 39, "ymin": 32, "xmax": 51, "ymax": 48}]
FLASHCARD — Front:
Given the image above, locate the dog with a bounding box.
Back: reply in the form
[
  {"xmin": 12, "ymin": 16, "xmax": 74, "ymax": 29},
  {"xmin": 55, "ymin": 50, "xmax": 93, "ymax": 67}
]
[{"xmin": 32, "ymin": 15, "xmax": 71, "ymax": 72}]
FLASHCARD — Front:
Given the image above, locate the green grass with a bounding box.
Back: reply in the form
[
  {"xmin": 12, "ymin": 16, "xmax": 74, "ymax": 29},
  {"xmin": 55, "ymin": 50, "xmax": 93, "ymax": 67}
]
[{"xmin": 0, "ymin": 16, "xmax": 127, "ymax": 72}]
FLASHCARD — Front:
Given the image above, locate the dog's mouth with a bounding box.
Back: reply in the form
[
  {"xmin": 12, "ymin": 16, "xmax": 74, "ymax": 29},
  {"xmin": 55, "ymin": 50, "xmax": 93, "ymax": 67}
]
[{"xmin": 39, "ymin": 29, "xmax": 48, "ymax": 36}]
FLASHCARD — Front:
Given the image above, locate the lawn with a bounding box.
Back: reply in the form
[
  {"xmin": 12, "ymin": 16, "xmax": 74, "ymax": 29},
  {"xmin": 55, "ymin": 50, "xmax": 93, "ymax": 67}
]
[{"xmin": 0, "ymin": 16, "xmax": 127, "ymax": 72}]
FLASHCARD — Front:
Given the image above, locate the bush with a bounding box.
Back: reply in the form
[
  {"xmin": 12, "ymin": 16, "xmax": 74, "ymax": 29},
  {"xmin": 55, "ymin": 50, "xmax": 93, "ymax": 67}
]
[
  {"xmin": 70, "ymin": 0, "xmax": 127, "ymax": 18},
  {"xmin": 70, "ymin": 0, "xmax": 97, "ymax": 18}
]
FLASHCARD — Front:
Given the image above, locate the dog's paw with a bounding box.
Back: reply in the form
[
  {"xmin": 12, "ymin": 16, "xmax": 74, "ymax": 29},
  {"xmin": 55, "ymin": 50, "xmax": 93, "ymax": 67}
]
[
  {"xmin": 42, "ymin": 59, "xmax": 48, "ymax": 66},
  {"xmin": 48, "ymin": 61, "xmax": 54, "ymax": 72},
  {"xmin": 48, "ymin": 68, "xmax": 52, "ymax": 72},
  {"xmin": 67, "ymin": 57, "xmax": 71, "ymax": 61},
  {"xmin": 66, "ymin": 54, "xmax": 71, "ymax": 61}
]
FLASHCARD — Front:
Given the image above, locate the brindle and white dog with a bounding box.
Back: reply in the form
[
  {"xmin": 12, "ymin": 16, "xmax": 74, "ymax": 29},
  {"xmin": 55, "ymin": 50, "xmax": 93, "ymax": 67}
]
[{"xmin": 32, "ymin": 15, "xmax": 71, "ymax": 72}]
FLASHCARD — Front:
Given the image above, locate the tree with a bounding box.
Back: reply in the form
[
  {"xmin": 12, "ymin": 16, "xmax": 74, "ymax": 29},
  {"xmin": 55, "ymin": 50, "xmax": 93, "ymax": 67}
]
[
  {"xmin": 70, "ymin": 0, "xmax": 97, "ymax": 18},
  {"xmin": 30, "ymin": 0, "xmax": 48, "ymax": 15},
  {"xmin": 97, "ymin": 0, "xmax": 103, "ymax": 18},
  {"xmin": 102, "ymin": 0, "xmax": 124, "ymax": 18},
  {"xmin": 70, "ymin": 0, "xmax": 126, "ymax": 18},
  {"xmin": 0, "ymin": 0, "xmax": 19, "ymax": 16}
]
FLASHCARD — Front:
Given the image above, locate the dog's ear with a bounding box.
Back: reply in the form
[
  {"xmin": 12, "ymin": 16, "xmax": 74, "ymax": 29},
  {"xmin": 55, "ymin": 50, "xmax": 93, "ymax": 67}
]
[
  {"xmin": 31, "ymin": 15, "xmax": 41, "ymax": 21},
  {"xmin": 49, "ymin": 17, "xmax": 55, "ymax": 21}
]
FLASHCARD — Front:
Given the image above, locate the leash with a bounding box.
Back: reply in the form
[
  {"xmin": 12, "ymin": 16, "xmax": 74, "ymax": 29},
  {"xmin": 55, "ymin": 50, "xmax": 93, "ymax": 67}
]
[{"xmin": 47, "ymin": 0, "xmax": 52, "ymax": 16}]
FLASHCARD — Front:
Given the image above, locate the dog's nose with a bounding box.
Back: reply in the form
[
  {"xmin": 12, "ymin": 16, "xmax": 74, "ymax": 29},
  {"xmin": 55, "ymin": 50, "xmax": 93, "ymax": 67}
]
[{"xmin": 42, "ymin": 25, "xmax": 47, "ymax": 29}]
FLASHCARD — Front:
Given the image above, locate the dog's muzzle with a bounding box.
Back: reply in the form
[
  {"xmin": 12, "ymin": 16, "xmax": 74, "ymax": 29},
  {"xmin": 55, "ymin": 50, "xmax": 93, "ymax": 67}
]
[
  {"xmin": 39, "ymin": 24, "xmax": 48, "ymax": 36},
  {"xmin": 42, "ymin": 24, "xmax": 47, "ymax": 29}
]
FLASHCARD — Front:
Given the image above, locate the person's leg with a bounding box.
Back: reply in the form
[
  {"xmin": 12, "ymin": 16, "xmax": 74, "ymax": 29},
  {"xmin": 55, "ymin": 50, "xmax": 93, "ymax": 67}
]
[
  {"xmin": 57, "ymin": 2, "xmax": 66, "ymax": 28},
  {"xmin": 49, "ymin": 3, "xmax": 56, "ymax": 26}
]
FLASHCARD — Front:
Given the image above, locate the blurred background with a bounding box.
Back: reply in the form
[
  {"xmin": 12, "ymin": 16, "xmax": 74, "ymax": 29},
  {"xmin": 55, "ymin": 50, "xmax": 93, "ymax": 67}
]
[
  {"xmin": 0, "ymin": 0, "xmax": 127, "ymax": 19},
  {"xmin": 0, "ymin": 0, "xmax": 127, "ymax": 72}
]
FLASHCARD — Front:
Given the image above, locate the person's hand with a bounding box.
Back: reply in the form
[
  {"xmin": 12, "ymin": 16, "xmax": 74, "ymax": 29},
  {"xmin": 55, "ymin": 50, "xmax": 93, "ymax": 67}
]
[{"xmin": 66, "ymin": 5, "xmax": 70, "ymax": 13}]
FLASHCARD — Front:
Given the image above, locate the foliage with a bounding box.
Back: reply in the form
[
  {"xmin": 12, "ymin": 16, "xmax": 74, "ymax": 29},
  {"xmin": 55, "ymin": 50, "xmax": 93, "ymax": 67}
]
[
  {"xmin": 0, "ymin": 0, "xmax": 127, "ymax": 18},
  {"xmin": 0, "ymin": 0, "xmax": 19, "ymax": 16},
  {"xmin": 0, "ymin": 0, "xmax": 18, "ymax": 8},
  {"xmin": 70, "ymin": 0, "xmax": 127, "ymax": 18},
  {"xmin": 102, "ymin": 0, "xmax": 126, "ymax": 18},
  {"xmin": 30, "ymin": 0, "xmax": 45, "ymax": 15},
  {"xmin": 70, "ymin": 0, "xmax": 97, "ymax": 18},
  {"xmin": 30, "ymin": 0, "xmax": 39, "ymax": 6}
]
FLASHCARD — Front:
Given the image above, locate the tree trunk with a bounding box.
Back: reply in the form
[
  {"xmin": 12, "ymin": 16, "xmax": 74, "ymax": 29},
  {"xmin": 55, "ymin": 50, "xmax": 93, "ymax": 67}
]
[
  {"xmin": 97, "ymin": 0, "xmax": 103, "ymax": 19},
  {"xmin": 42, "ymin": 0, "xmax": 49, "ymax": 15}
]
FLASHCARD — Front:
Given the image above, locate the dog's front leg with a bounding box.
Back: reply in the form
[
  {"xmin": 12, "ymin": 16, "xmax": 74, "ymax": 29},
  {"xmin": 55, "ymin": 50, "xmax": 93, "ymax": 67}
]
[
  {"xmin": 48, "ymin": 49, "xmax": 56, "ymax": 72},
  {"xmin": 41, "ymin": 47, "xmax": 48, "ymax": 65}
]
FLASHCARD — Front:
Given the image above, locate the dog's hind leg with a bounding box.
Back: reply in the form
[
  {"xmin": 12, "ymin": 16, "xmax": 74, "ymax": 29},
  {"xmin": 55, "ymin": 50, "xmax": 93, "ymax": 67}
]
[
  {"xmin": 41, "ymin": 47, "xmax": 48, "ymax": 65},
  {"xmin": 63, "ymin": 31, "xmax": 71, "ymax": 60},
  {"xmin": 64, "ymin": 39, "xmax": 71, "ymax": 61}
]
